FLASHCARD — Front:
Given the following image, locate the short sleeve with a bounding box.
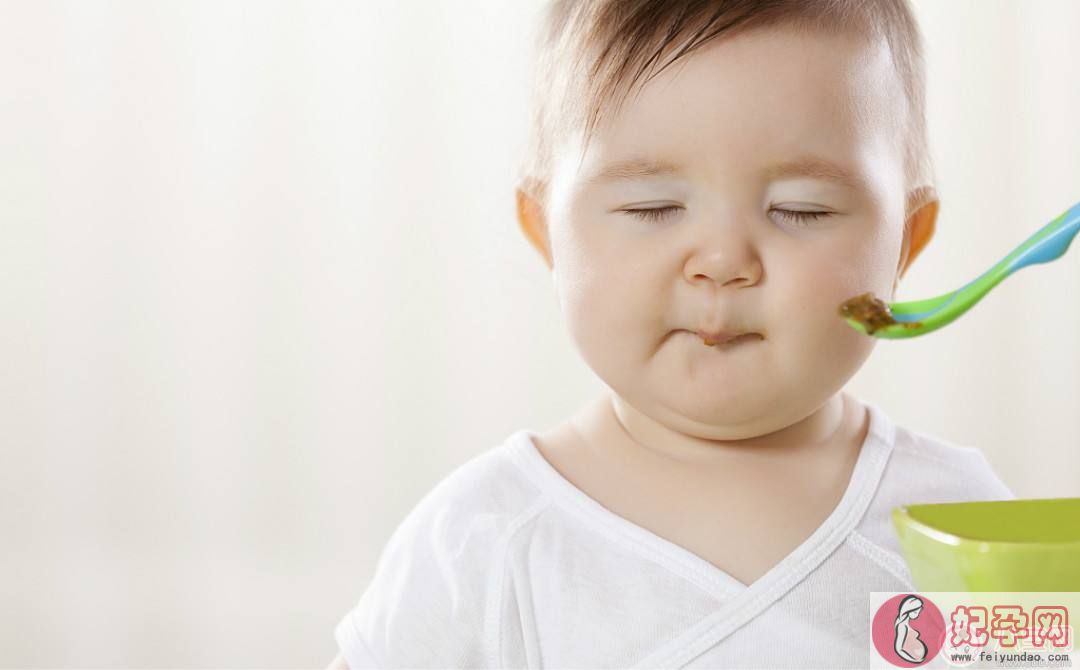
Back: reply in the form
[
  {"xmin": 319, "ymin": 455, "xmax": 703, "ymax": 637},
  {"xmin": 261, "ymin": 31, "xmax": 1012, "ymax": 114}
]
[
  {"xmin": 894, "ymin": 421, "xmax": 1018, "ymax": 504},
  {"xmin": 333, "ymin": 478, "xmax": 503, "ymax": 669},
  {"xmin": 965, "ymin": 447, "xmax": 1016, "ymax": 501},
  {"xmin": 334, "ymin": 613, "xmax": 382, "ymax": 669}
]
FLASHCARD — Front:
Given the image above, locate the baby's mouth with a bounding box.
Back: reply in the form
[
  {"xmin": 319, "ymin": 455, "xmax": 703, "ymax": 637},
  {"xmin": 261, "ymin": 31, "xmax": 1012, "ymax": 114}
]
[{"xmin": 691, "ymin": 330, "xmax": 764, "ymax": 347}]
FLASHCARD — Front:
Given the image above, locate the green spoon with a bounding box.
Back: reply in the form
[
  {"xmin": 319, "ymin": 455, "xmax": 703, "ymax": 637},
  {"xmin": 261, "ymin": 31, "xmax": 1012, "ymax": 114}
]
[{"xmin": 839, "ymin": 200, "xmax": 1080, "ymax": 339}]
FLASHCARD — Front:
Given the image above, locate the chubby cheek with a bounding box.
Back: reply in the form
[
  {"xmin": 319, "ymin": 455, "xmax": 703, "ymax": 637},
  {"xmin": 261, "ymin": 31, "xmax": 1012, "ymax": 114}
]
[
  {"xmin": 800, "ymin": 271, "xmax": 876, "ymax": 360},
  {"xmin": 801, "ymin": 220, "xmax": 898, "ymax": 304},
  {"xmin": 554, "ymin": 233, "xmax": 661, "ymax": 371},
  {"xmin": 783, "ymin": 237, "xmax": 895, "ymax": 362}
]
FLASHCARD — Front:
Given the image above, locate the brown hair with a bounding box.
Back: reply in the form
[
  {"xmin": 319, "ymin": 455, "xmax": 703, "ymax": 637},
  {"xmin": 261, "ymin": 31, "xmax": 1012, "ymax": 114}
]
[{"xmin": 517, "ymin": 0, "xmax": 934, "ymax": 215}]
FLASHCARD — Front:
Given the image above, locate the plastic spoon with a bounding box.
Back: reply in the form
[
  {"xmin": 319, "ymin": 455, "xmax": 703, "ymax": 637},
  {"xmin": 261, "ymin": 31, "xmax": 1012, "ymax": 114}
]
[{"xmin": 839, "ymin": 200, "xmax": 1080, "ymax": 339}]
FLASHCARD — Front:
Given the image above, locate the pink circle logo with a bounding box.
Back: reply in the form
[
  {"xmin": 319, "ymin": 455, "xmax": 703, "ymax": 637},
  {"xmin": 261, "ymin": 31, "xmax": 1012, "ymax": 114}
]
[{"xmin": 872, "ymin": 594, "xmax": 946, "ymax": 666}]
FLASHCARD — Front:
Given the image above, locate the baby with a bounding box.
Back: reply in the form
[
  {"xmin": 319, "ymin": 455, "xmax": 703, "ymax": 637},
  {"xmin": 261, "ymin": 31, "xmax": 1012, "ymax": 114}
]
[{"xmin": 331, "ymin": 1, "xmax": 1013, "ymax": 668}]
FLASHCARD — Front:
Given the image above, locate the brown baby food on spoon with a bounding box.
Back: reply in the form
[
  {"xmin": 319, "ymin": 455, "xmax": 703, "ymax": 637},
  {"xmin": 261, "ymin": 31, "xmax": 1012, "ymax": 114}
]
[{"xmin": 838, "ymin": 292, "xmax": 921, "ymax": 335}]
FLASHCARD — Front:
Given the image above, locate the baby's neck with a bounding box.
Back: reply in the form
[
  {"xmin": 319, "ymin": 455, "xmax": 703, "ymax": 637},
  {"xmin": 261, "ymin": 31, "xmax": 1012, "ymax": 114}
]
[{"xmin": 589, "ymin": 392, "xmax": 859, "ymax": 471}]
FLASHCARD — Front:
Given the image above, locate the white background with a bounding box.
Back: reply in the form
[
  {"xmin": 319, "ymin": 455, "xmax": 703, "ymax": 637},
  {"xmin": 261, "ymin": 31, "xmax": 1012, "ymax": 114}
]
[{"xmin": 1, "ymin": 0, "xmax": 1078, "ymax": 665}]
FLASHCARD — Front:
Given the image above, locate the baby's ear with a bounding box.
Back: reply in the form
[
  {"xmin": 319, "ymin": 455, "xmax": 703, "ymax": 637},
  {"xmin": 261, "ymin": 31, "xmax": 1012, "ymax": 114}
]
[
  {"xmin": 515, "ymin": 184, "xmax": 553, "ymax": 269},
  {"xmin": 896, "ymin": 186, "xmax": 939, "ymax": 283}
]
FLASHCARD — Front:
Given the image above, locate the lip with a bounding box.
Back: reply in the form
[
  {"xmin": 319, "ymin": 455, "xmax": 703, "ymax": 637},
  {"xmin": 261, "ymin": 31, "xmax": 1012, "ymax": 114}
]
[{"xmin": 691, "ymin": 329, "xmax": 763, "ymax": 346}]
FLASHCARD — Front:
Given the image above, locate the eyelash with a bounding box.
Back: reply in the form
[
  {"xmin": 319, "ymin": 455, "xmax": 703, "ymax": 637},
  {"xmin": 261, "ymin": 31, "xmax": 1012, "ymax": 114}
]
[
  {"xmin": 623, "ymin": 206, "xmax": 682, "ymax": 223},
  {"xmin": 773, "ymin": 209, "xmax": 832, "ymax": 225},
  {"xmin": 622, "ymin": 207, "xmax": 832, "ymax": 225}
]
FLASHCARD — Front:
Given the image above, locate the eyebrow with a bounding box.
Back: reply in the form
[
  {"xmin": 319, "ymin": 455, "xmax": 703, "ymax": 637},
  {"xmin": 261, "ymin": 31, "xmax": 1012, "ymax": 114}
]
[
  {"xmin": 763, "ymin": 156, "xmax": 868, "ymax": 192},
  {"xmin": 584, "ymin": 155, "xmax": 868, "ymax": 192},
  {"xmin": 584, "ymin": 158, "xmax": 685, "ymax": 187}
]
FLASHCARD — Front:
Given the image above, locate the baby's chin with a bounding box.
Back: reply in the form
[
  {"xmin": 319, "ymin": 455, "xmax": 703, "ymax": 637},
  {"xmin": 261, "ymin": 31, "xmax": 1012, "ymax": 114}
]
[{"xmin": 639, "ymin": 383, "xmax": 814, "ymax": 439}]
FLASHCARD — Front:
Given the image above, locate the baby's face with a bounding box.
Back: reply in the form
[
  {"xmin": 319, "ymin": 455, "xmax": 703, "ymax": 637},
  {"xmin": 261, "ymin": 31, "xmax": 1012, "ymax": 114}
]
[{"xmin": 539, "ymin": 26, "xmax": 917, "ymax": 439}]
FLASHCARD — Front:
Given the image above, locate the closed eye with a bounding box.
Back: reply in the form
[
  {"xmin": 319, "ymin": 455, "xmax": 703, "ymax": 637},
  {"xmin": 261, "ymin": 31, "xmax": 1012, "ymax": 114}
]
[
  {"xmin": 771, "ymin": 208, "xmax": 833, "ymax": 225},
  {"xmin": 622, "ymin": 206, "xmax": 681, "ymax": 222}
]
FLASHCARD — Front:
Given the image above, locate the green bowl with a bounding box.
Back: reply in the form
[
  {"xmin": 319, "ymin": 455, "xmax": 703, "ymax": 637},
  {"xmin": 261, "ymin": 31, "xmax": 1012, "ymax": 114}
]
[{"xmin": 892, "ymin": 497, "xmax": 1080, "ymax": 591}]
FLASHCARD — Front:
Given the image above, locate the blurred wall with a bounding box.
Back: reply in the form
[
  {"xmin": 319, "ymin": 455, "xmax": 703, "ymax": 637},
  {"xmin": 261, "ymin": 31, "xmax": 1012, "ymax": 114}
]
[{"xmin": 0, "ymin": 0, "xmax": 1077, "ymax": 666}]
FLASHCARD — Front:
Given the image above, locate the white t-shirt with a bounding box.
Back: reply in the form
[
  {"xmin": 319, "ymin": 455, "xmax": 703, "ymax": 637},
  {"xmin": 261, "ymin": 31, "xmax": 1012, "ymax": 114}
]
[{"xmin": 335, "ymin": 398, "xmax": 1014, "ymax": 669}]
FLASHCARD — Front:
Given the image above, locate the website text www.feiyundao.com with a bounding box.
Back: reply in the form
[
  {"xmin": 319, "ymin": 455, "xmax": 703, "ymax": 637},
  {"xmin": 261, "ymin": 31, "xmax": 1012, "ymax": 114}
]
[{"xmin": 943, "ymin": 648, "xmax": 1073, "ymax": 668}]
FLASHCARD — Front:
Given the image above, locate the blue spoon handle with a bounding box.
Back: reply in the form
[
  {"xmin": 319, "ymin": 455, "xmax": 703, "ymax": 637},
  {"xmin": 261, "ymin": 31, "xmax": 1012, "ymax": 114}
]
[{"xmin": 1003, "ymin": 201, "xmax": 1080, "ymax": 275}]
